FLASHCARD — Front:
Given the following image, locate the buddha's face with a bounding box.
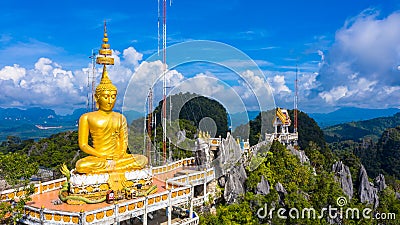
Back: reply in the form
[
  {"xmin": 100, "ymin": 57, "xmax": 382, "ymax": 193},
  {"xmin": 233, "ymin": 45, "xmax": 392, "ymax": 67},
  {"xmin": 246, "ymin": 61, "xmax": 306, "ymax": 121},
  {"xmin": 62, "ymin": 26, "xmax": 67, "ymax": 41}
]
[{"xmin": 96, "ymin": 90, "xmax": 117, "ymax": 112}]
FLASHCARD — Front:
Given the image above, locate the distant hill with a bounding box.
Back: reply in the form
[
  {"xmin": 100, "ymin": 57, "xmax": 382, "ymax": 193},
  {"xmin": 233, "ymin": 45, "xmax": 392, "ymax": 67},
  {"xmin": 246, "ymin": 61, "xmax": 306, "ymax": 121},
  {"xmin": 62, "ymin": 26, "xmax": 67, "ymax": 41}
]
[
  {"xmin": 0, "ymin": 107, "xmax": 76, "ymax": 141},
  {"xmin": 229, "ymin": 110, "xmax": 260, "ymax": 129},
  {"xmin": 309, "ymin": 107, "xmax": 400, "ymax": 128},
  {"xmin": 0, "ymin": 107, "xmax": 142, "ymax": 141},
  {"xmin": 152, "ymin": 92, "xmax": 229, "ymax": 137},
  {"xmin": 123, "ymin": 110, "xmax": 143, "ymax": 124},
  {"xmin": 323, "ymin": 112, "xmax": 400, "ymax": 142}
]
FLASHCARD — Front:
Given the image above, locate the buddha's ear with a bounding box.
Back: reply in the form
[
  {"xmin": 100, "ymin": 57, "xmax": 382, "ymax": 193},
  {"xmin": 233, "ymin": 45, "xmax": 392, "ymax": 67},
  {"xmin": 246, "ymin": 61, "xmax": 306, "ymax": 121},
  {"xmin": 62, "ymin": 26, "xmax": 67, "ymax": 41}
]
[{"xmin": 94, "ymin": 94, "xmax": 99, "ymax": 109}]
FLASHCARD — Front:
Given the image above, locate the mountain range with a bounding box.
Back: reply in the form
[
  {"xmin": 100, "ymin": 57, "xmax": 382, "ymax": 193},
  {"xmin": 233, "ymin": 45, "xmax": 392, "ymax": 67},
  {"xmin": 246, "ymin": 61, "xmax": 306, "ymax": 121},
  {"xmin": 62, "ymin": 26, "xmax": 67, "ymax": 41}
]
[
  {"xmin": 323, "ymin": 112, "xmax": 400, "ymax": 142},
  {"xmin": 0, "ymin": 107, "xmax": 142, "ymax": 141},
  {"xmin": 1, "ymin": 106, "xmax": 399, "ymax": 141},
  {"xmin": 309, "ymin": 107, "xmax": 400, "ymax": 128}
]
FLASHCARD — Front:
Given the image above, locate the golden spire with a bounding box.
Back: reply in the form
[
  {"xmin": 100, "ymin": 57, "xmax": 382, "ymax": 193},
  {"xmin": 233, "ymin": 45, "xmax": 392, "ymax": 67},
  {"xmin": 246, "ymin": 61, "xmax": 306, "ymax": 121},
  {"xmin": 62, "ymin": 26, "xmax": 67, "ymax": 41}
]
[
  {"xmin": 95, "ymin": 20, "xmax": 117, "ymax": 94},
  {"xmin": 96, "ymin": 20, "xmax": 114, "ymax": 66}
]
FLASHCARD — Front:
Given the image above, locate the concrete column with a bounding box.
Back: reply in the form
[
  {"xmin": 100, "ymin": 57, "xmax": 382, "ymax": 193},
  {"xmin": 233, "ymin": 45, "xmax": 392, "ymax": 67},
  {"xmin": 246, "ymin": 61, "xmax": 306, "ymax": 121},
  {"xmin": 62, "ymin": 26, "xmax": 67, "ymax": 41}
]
[
  {"xmin": 114, "ymin": 204, "xmax": 119, "ymax": 225},
  {"xmin": 40, "ymin": 206, "xmax": 44, "ymax": 225},
  {"xmin": 189, "ymin": 185, "xmax": 194, "ymax": 218},
  {"xmin": 203, "ymin": 173, "xmax": 207, "ymax": 201},
  {"xmin": 168, "ymin": 190, "xmax": 172, "ymax": 225},
  {"xmin": 143, "ymin": 197, "xmax": 148, "ymax": 225}
]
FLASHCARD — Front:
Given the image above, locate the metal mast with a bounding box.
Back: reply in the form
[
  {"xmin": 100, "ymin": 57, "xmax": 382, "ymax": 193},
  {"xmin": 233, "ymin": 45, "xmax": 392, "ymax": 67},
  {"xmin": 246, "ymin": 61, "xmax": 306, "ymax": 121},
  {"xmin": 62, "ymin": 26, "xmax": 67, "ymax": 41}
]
[
  {"xmin": 86, "ymin": 69, "xmax": 90, "ymax": 112},
  {"xmin": 161, "ymin": 0, "xmax": 167, "ymax": 164},
  {"xmin": 147, "ymin": 88, "xmax": 153, "ymax": 166},
  {"xmin": 294, "ymin": 65, "xmax": 298, "ymax": 133},
  {"xmin": 89, "ymin": 50, "xmax": 97, "ymax": 111}
]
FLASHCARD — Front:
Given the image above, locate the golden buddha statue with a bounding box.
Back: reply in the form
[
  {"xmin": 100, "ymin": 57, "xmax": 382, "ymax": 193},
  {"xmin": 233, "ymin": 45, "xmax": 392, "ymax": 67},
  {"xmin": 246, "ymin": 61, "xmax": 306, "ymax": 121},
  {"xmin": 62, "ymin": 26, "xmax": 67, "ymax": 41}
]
[
  {"xmin": 58, "ymin": 22, "xmax": 157, "ymax": 203},
  {"xmin": 75, "ymin": 21, "xmax": 147, "ymax": 176},
  {"xmin": 75, "ymin": 67, "xmax": 147, "ymax": 174}
]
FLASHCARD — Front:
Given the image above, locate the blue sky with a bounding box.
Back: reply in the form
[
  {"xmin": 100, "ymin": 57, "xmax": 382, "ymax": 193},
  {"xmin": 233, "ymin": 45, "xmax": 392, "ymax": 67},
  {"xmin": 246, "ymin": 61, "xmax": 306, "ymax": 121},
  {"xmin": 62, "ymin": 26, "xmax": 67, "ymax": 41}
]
[{"xmin": 1, "ymin": 0, "xmax": 400, "ymax": 115}]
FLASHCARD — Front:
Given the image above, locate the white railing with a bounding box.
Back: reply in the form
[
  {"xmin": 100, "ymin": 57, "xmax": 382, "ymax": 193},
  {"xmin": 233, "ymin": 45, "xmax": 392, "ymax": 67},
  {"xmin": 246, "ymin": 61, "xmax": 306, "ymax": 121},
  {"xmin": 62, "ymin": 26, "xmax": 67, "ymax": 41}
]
[
  {"xmin": 0, "ymin": 178, "xmax": 66, "ymax": 202},
  {"xmin": 14, "ymin": 157, "xmax": 205, "ymax": 225},
  {"xmin": 152, "ymin": 157, "xmax": 196, "ymax": 175},
  {"xmin": 22, "ymin": 205, "xmax": 81, "ymax": 225},
  {"xmin": 20, "ymin": 186, "xmax": 192, "ymax": 225},
  {"xmin": 165, "ymin": 168, "xmax": 215, "ymax": 189},
  {"xmin": 172, "ymin": 212, "xmax": 199, "ymax": 225}
]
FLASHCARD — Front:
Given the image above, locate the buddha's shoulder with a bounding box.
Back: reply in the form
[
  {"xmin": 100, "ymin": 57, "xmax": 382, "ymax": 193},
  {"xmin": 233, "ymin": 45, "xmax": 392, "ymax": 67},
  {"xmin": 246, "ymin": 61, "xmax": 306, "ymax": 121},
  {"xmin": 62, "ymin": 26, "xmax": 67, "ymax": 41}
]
[
  {"xmin": 113, "ymin": 112, "xmax": 127, "ymax": 121},
  {"xmin": 79, "ymin": 111, "xmax": 126, "ymax": 120},
  {"xmin": 79, "ymin": 112, "xmax": 95, "ymax": 118}
]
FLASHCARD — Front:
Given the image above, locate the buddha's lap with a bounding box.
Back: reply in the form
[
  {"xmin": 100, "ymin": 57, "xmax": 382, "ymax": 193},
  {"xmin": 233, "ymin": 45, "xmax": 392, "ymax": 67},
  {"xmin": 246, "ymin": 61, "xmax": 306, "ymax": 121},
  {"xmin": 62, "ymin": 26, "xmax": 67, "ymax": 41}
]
[{"xmin": 75, "ymin": 154, "xmax": 147, "ymax": 173}]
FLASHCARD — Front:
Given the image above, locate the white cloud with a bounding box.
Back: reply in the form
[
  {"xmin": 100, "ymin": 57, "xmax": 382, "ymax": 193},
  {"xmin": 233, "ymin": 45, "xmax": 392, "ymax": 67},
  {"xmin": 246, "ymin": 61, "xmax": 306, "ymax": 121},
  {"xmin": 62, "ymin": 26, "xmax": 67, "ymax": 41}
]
[
  {"xmin": 123, "ymin": 60, "xmax": 185, "ymax": 113},
  {"xmin": 268, "ymin": 75, "xmax": 291, "ymax": 95},
  {"xmin": 319, "ymin": 86, "xmax": 348, "ymax": 104},
  {"xmin": 0, "ymin": 64, "xmax": 26, "ymax": 85},
  {"xmin": 123, "ymin": 47, "xmax": 143, "ymax": 68},
  {"xmin": 0, "ymin": 45, "xmax": 151, "ymax": 114},
  {"xmin": 35, "ymin": 58, "xmax": 53, "ymax": 75},
  {"xmin": 313, "ymin": 10, "xmax": 400, "ymax": 108},
  {"xmin": 171, "ymin": 72, "xmax": 248, "ymax": 114}
]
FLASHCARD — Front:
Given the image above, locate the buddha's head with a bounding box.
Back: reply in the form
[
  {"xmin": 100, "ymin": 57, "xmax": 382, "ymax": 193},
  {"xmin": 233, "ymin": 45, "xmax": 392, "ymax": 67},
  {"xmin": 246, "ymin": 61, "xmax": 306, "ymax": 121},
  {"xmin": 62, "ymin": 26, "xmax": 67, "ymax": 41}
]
[{"xmin": 95, "ymin": 66, "xmax": 117, "ymax": 112}]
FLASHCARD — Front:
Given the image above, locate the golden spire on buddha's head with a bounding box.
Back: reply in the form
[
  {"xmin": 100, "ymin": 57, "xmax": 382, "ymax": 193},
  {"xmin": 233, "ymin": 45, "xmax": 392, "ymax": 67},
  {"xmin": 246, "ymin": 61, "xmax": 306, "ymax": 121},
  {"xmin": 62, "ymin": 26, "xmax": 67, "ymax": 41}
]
[
  {"xmin": 95, "ymin": 66, "xmax": 117, "ymax": 95},
  {"xmin": 95, "ymin": 20, "xmax": 117, "ymax": 95}
]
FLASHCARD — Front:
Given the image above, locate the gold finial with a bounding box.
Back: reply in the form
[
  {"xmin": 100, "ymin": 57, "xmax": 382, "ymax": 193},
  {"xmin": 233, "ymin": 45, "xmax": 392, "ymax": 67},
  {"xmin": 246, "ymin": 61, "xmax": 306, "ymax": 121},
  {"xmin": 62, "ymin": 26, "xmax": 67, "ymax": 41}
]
[
  {"xmin": 95, "ymin": 21, "xmax": 117, "ymax": 96},
  {"xmin": 96, "ymin": 20, "xmax": 114, "ymax": 65}
]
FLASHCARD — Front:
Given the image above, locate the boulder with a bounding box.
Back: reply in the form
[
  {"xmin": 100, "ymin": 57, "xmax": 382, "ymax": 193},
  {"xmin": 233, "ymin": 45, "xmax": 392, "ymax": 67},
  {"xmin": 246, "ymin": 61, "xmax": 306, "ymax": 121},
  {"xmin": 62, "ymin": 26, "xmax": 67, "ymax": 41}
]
[
  {"xmin": 332, "ymin": 161, "xmax": 353, "ymax": 199},
  {"xmin": 358, "ymin": 165, "xmax": 379, "ymax": 208}
]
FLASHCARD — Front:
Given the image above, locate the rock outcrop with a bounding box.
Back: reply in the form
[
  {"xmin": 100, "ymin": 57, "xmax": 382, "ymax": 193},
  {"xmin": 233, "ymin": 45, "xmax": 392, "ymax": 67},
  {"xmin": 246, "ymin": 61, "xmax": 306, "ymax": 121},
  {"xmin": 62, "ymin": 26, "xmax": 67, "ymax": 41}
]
[
  {"xmin": 332, "ymin": 161, "xmax": 353, "ymax": 199},
  {"xmin": 374, "ymin": 174, "xmax": 387, "ymax": 192},
  {"xmin": 287, "ymin": 145, "xmax": 310, "ymax": 164},
  {"xmin": 275, "ymin": 182, "xmax": 287, "ymax": 206},
  {"xmin": 256, "ymin": 175, "xmax": 270, "ymax": 195},
  {"xmin": 358, "ymin": 165, "xmax": 379, "ymax": 208},
  {"xmin": 194, "ymin": 137, "xmax": 211, "ymax": 169},
  {"xmin": 219, "ymin": 133, "xmax": 242, "ymax": 168},
  {"xmin": 223, "ymin": 164, "xmax": 247, "ymax": 204},
  {"xmin": 211, "ymin": 133, "xmax": 242, "ymax": 178}
]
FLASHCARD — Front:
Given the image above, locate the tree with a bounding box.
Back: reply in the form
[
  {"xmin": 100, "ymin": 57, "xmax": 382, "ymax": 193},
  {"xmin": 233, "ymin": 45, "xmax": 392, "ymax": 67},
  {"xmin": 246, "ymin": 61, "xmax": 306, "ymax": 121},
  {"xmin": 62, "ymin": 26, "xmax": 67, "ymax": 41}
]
[{"xmin": 0, "ymin": 152, "xmax": 38, "ymax": 224}]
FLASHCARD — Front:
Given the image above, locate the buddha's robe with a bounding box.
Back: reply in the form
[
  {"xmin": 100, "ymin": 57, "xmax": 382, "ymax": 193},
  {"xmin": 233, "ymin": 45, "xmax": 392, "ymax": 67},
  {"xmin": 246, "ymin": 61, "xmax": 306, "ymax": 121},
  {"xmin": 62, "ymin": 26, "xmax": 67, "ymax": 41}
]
[{"xmin": 75, "ymin": 111, "xmax": 147, "ymax": 174}]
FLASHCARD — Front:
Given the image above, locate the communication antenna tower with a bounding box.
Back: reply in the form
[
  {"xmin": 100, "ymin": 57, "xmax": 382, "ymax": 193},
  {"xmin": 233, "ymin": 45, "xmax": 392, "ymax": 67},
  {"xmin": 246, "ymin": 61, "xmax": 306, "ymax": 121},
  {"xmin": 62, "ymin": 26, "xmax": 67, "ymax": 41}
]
[
  {"xmin": 294, "ymin": 65, "xmax": 298, "ymax": 133},
  {"xmin": 158, "ymin": 0, "xmax": 168, "ymax": 164},
  {"xmin": 89, "ymin": 50, "xmax": 97, "ymax": 111},
  {"xmin": 146, "ymin": 88, "xmax": 153, "ymax": 166}
]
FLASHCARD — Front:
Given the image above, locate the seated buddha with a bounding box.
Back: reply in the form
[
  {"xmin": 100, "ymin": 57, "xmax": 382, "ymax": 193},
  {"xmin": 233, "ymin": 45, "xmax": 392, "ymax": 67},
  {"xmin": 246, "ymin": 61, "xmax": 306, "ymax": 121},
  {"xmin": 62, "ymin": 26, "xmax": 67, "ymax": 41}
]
[{"xmin": 75, "ymin": 66, "xmax": 147, "ymax": 174}]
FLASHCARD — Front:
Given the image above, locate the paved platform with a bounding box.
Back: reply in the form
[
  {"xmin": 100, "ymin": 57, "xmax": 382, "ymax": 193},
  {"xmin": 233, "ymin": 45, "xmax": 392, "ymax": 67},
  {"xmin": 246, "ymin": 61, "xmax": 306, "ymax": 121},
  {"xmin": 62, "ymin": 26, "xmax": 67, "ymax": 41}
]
[{"xmin": 26, "ymin": 167, "xmax": 186, "ymax": 213}]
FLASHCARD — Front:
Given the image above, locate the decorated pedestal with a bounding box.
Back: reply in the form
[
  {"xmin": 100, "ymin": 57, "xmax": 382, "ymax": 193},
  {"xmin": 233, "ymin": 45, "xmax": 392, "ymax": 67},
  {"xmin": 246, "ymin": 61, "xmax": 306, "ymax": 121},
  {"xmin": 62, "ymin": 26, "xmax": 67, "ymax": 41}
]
[{"xmin": 59, "ymin": 165, "xmax": 157, "ymax": 205}]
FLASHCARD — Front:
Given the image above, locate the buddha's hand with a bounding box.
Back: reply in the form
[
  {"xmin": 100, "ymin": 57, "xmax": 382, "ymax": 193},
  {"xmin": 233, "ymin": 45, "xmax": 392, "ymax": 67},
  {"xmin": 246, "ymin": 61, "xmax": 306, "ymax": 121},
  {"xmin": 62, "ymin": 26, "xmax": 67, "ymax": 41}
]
[{"xmin": 107, "ymin": 160, "xmax": 116, "ymax": 170}]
